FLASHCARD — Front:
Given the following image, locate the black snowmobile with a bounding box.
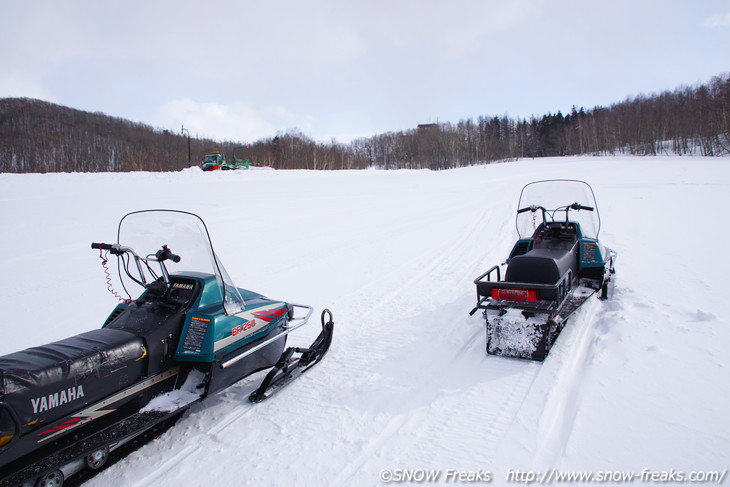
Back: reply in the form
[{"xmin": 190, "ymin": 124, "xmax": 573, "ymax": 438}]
[
  {"xmin": 470, "ymin": 180, "xmax": 615, "ymax": 361},
  {"xmin": 0, "ymin": 210, "xmax": 334, "ymax": 487}
]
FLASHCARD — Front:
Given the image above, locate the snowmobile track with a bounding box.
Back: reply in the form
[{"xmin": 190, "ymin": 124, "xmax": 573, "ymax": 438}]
[
  {"xmin": 121, "ymin": 377, "xmax": 264, "ymax": 487},
  {"xmin": 494, "ymin": 296, "xmax": 609, "ymax": 470},
  {"xmin": 328, "ymin": 319, "xmax": 542, "ymax": 485}
]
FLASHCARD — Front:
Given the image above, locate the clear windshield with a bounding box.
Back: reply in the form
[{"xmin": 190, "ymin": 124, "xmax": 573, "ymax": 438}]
[
  {"xmin": 117, "ymin": 210, "xmax": 245, "ymax": 315},
  {"xmin": 516, "ymin": 180, "xmax": 601, "ymax": 239}
]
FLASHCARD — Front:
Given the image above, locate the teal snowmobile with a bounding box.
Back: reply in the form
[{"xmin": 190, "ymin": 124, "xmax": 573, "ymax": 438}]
[
  {"xmin": 0, "ymin": 210, "xmax": 334, "ymax": 486},
  {"xmin": 470, "ymin": 180, "xmax": 615, "ymax": 361}
]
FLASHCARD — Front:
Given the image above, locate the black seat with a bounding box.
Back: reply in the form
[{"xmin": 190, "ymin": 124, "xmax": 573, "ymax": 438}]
[{"xmin": 505, "ymin": 248, "xmax": 575, "ymax": 285}]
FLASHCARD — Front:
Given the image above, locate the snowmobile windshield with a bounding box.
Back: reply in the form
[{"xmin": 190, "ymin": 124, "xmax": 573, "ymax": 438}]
[
  {"xmin": 117, "ymin": 209, "xmax": 245, "ymax": 315},
  {"xmin": 516, "ymin": 180, "xmax": 601, "ymax": 240}
]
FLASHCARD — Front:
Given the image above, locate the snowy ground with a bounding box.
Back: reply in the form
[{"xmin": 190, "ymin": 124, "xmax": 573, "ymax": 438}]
[{"xmin": 1, "ymin": 156, "xmax": 729, "ymax": 486}]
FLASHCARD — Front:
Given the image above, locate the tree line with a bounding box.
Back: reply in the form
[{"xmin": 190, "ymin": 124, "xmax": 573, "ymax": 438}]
[
  {"xmin": 354, "ymin": 73, "xmax": 729, "ymax": 170},
  {"xmin": 0, "ymin": 73, "xmax": 727, "ymax": 173},
  {"xmin": 0, "ymin": 98, "xmax": 370, "ymax": 172}
]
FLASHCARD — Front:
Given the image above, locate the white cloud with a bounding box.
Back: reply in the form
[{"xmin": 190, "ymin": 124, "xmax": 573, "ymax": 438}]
[
  {"xmin": 153, "ymin": 99, "xmax": 305, "ymax": 142},
  {"xmin": 0, "ymin": 72, "xmax": 57, "ymax": 101},
  {"xmin": 705, "ymin": 12, "xmax": 730, "ymax": 27}
]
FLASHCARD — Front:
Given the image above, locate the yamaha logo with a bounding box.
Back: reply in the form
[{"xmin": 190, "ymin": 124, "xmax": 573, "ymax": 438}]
[{"xmin": 32, "ymin": 385, "xmax": 85, "ymax": 414}]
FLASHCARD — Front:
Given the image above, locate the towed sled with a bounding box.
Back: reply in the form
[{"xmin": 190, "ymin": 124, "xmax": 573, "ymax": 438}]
[
  {"xmin": 470, "ymin": 180, "xmax": 615, "ymax": 361},
  {"xmin": 0, "ymin": 210, "xmax": 334, "ymax": 486}
]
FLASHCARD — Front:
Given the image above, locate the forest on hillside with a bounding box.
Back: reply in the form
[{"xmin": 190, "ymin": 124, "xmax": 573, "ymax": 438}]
[
  {"xmin": 357, "ymin": 73, "xmax": 729, "ymax": 170},
  {"xmin": 0, "ymin": 73, "xmax": 727, "ymax": 173}
]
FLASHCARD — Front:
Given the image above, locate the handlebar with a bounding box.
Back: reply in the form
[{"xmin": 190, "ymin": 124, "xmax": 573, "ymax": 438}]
[
  {"xmin": 91, "ymin": 242, "xmax": 180, "ymax": 263},
  {"xmin": 92, "ymin": 242, "xmax": 180, "ymax": 291},
  {"xmin": 517, "ymin": 205, "xmax": 544, "ymax": 214},
  {"xmin": 91, "ymin": 242, "xmax": 127, "ymax": 256},
  {"xmin": 517, "ymin": 203, "xmax": 593, "ymax": 215},
  {"xmin": 570, "ymin": 202, "xmax": 594, "ymax": 211}
]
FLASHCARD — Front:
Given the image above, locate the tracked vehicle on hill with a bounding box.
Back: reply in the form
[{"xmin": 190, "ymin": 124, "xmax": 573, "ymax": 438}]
[
  {"xmin": 200, "ymin": 151, "xmax": 252, "ymax": 171},
  {"xmin": 470, "ymin": 180, "xmax": 615, "ymax": 361}
]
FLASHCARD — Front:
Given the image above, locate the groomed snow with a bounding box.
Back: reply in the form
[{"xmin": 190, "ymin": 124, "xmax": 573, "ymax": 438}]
[{"xmin": 1, "ymin": 156, "xmax": 728, "ymax": 486}]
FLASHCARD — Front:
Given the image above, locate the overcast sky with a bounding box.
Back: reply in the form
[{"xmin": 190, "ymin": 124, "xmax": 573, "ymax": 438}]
[{"xmin": 2, "ymin": 0, "xmax": 729, "ymax": 143}]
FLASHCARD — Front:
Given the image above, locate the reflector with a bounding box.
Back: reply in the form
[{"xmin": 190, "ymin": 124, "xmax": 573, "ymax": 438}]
[{"xmin": 491, "ymin": 288, "xmax": 536, "ymax": 301}]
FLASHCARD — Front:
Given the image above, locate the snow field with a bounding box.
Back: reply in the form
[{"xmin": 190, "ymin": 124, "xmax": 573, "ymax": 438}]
[{"xmin": 0, "ymin": 156, "xmax": 728, "ymax": 486}]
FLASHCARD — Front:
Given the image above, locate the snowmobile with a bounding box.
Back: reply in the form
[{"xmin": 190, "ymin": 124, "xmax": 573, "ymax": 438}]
[
  {"xmin": 469, "ymin": 180, "xmax": 615, "ymax": 361},
  {"xmin": 0, "ymin": 210, "xmax": 334, "ymax": 487}
]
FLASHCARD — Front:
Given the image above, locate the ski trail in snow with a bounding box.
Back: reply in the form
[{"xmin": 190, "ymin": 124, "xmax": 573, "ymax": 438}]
[
  {"xmin": 530, "ymin": 299, "xmax": 603, "ymax": 468},
  {"xmin": 326, "ymin": 328, "xmax": 489, "ymax": 486},
  {"xmin": 346, "ymin": 203, "xmax": 498, "ymax": 332},
  {"xmin": 115, "ymin": 375, "xmax": 265, "ymax": 487},
  {"xmin": 327, "ymin": 309, "xmax": 543, "ymax": 486},
  {"xmin": 315, "ymin": 203, "xmax": 498, "ymax": 400},
  {"xmin": 493, "ymin": 295, "xmax": 607, "ymax": 472},
  {"xmin": 294, "ymin": 205, "xmax": 530, "ymax": 486},
  {"xmin": 329, "ymin": 414, "xmax": 409, "ymax": 486}
]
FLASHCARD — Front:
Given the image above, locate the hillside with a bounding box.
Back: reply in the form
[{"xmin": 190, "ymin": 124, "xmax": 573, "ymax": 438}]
[
  {"xmin": 0, "ymin": 98, "xmax": 216, "ymax": 172},
  {"xmin": 0, "ymin": 98, "xmax": 367, "ymax": 172},
  {"xmin": 1, "ymin": 73, "xmax": 728, "ymax": 173}
]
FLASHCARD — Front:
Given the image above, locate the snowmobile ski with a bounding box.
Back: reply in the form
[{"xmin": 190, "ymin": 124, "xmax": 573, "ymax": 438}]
[{"xmin": 249, "ymin": 309, "xmax": 334, "ymax": 403}]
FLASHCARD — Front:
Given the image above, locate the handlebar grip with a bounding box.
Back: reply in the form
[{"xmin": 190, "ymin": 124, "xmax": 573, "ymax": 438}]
[
  {"xmin": 156, "ymin": 245, "xmax": 181, "ymax": 263},
  {"xmin": 517, "ymin": 205, "xmax": 541, "ymax": 214},
  {"xmin": 91, "ymin": 242, "xmax": 113, "ymax": 250},
  {"xmin": 570, "ymin": 202, "xmax": 594, "ymax": 211}
]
